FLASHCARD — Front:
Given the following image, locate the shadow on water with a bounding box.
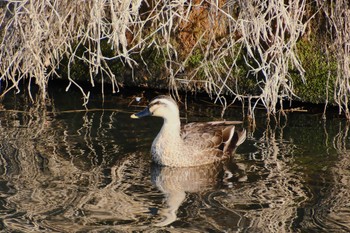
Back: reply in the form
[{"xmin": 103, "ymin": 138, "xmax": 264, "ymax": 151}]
[{"xmin": 0, "ymin": 88, "xmax": 349, "ymax": 232}]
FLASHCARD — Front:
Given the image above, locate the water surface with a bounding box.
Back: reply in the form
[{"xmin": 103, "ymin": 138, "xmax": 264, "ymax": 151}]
[{"xmin": 0, "ymin": 88, "xmax": 349, "ymax": 232}]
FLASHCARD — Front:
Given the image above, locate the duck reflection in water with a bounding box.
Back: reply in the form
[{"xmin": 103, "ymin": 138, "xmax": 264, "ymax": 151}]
[{"xmin": 151, "ymin": 161, "xmax": 247, "ymax": 226}]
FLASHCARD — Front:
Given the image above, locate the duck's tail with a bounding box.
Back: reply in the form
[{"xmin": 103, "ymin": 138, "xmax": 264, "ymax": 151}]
[
  {"xmin": 224, "ymin": 127, "xmax": 247, "ymax": 154},
  {"xmin": 235, "ymin": 129, "xmax": 247, "ymax": 147}
]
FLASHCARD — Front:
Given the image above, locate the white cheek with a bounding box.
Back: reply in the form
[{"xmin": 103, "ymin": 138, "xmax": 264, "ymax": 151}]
[{"xmin": 153, "ymin": 108, "xmax": 168, "ymax": 117}]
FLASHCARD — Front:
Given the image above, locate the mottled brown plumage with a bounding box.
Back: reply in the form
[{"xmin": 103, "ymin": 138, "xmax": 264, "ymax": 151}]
[{"xmin": 181, "ymin": 121, "xmax": 245, "ymax": 156}]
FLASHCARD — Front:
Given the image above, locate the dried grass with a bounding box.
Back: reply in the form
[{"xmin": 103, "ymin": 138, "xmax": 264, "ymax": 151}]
[
  {"xmin": 319, "ymin": 0, "xmax": 350, "ymax": 118},
  {"xmin": 0, "ymin": 0, "xmax": 349, "ymax": 118}
]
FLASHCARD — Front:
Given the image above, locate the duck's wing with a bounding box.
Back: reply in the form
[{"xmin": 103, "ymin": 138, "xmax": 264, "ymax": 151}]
[{"xmin": 181, "ymin": 121, "xmax": 246, "ymax": 155}]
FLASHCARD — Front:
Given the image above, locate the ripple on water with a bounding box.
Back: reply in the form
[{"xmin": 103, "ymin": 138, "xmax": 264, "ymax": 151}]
[
  {"xmin": 0, "ymin": 95, "xmax": 350, "ymax": 232},
  {"xmin": 300, "ymin": 151, "xmax": 350, "ymax": 233}
]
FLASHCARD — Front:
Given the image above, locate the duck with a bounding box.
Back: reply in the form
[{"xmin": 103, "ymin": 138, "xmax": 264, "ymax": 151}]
[{"xmin": 131, "ymin": 95, "xmax": 246, "ymax": 167}]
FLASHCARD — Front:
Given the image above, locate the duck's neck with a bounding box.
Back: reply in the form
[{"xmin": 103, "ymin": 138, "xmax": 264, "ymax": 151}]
[{"xmin": 160, "ymin": 115, "xmax": 181, "ymax": 138}]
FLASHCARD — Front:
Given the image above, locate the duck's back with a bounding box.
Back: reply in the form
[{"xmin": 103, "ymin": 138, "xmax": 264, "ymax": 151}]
[{"xmin": 181, "ymin": 121, "xmax": 246, "ymax": 159}]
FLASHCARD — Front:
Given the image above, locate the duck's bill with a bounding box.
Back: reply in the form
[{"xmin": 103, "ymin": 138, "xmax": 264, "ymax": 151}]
[{"xmin": 130, "ymin": 107, "xmax": 151, "ymax": 119}]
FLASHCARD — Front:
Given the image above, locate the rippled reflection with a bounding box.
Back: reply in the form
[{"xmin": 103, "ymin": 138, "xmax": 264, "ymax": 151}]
[
  {"xmin": 300, "ymin": 121, "xmax": 350, "ymax": 232},
  {"xmin": 151, "ymin": 162, "xmax": 234, "ymax": 227},
  {"xmin": 0, "ymin": 95, "xmax": 349, "ymax": 232}
]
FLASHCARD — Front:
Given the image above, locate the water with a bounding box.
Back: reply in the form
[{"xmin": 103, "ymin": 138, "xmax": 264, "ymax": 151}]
[{"xmin": 0, "ymin": 86, "xmax": 349, "ymax": 232}]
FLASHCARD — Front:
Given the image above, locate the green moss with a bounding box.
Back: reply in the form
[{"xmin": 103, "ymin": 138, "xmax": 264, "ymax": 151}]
[
  {"xmin": 291, "ymin": 39, "xmax": 337, "ymax": 104},
  {"xmin": 57, "ymin": 33, "xmax": 338, "ymax": 106},
  {"xmin": 124, "ymin": 45, "xmax": 169, "ymax": 88},
  {"xmin": 187, "ymin": 50, "xmax": 204, "ymax": 68},
  {"xmin": 234, "ymin": 59, "xmax": 260, "ymax": 95},
  {"xmin": 58, "ymin": 44, "xmax": 90, "ymax": 83}
]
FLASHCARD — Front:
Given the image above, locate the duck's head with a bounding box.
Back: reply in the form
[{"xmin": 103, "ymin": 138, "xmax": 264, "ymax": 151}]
[{"xmin": 131, "ymin": 95, "xmax": 180, "ymax": 120}]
